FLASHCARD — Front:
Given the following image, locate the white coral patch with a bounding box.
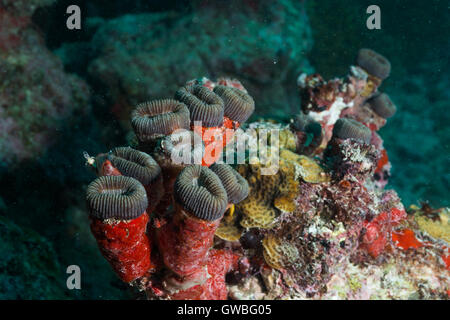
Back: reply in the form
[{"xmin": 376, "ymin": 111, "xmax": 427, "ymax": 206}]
[{"xmin": 308, "ymin": 97, "xmax": 352, "ymax": 126}]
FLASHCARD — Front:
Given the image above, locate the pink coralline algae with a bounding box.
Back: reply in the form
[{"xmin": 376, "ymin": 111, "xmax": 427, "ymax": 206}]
[
  {"xmin": 0, "ymin": 4, "xmax": 89, "ymax": 164},
  {"xmin": 85, "ymin": 49, "xmax": 449, "ymax": 299}
]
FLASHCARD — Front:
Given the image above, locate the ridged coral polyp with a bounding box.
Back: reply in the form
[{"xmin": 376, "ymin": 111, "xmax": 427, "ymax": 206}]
[
  {"xmin": 94, "ymin": 156, "xmax": 160, "ymax": 278},
  {"xmin": 360, "ymin": 207, "xmax": 406, "ymax": 258},
  {"xmin": 97, "ymin": 157, "xmax": 163, "ymax": 216},
  {"xmin": 90, "ymin": 213, "xmax": 152, "ymax": 283},
  {"xmin": 157, "ymin": 206, "xmax": 220, "ymax": 277}
]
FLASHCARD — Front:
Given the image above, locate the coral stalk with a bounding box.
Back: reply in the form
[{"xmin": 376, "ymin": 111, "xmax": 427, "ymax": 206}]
[
  {"xmin": 90, "ymin": 212, "xmax": 153, "ymax": 282},
  {"xmin": 86, "ymin": 176, "xmax": 153, "ymax": 282}
]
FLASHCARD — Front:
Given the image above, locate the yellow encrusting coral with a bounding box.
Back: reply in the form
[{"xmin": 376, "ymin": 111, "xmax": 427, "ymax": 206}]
[
  {"xmin": 277, "ymin": 129, "xmax": 298, "ymax": 152},
  {"xmin": 262, "ymin": 234, "xmax": 299, "ymax": 270},
  {"xmin": 360, "ymin": 78, "xmax": 378, "ymax": 97},
  {"xmin": 240, "ymin": 203, "xmax": 278, "ymax": 229},
  {"xmin": 215, "ymin": 207, "xmax": 244, "ymax": 241},
  {"xmin": 279, "ymin": 149, "xmax": 330, "ymax": 183},
  {"xmin": 414, "ymin": 208, "xmax": 450, "ymax": 243},
  {"xmin": 236, "ymin": 158, "xmax": 298, "ymax": 229},
  {"xmin": 249, "ymin": 121, "xmax": 297, "ymax": 151},
  {"xmin": 234, "ymin": 146, "xmax": 329, "ymax": 230}
]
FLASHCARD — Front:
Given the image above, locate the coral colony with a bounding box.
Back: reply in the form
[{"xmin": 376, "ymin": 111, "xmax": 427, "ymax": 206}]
[{"xmin": 84, "ymin": 49, "xmax": 449, "ymax": 300}]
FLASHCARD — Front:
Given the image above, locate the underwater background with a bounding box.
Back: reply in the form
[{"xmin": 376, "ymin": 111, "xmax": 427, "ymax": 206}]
[{"xmin": 0, "ymin": 0, "xmax": 448, "ymax": 299}]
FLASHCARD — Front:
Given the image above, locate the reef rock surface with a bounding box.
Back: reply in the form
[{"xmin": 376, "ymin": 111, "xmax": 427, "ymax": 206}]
[
  {"xmin": 0, "ymin": 215, "xmax": 68, "ymax": 299},
  {"xmin": 0, "ymin": 4, "xmax": 90, "ymax": 165}
]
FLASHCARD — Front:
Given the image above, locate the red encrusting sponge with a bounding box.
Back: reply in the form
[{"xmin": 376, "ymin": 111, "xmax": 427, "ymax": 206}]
[
  {"xmin": 86, "ymin": 175, "xmax": 153, "ymax": 283},
  {"xmin": 90, "ymin": 211, "xmax": 152, "ymax": 283},
  {"xmin": 359, "ymin": 207, "xmax": 407, "ymax": 258}
]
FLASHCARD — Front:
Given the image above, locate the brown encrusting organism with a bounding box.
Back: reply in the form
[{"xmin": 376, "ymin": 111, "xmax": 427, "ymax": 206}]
[
  {"xmin": 86, "ymin": 175, "xmax": 148, "ymax": 220},
  {"xmin": 175, "ymin": 84, "xmax": 224, "ymax": 127},
  {"xmin": 131, "ymin": 99, "xmax": 190, "ymax": 142},
  {"xmin": 213, "ymin": 85, "xmax": 255, "ymax": 123}
]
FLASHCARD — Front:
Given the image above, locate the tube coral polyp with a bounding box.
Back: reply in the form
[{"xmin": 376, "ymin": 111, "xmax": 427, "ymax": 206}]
[
  {"xmin": 86, "ymin": 176, "xmax": 152, "ymax": 283},
  {"xmin": 155, "ymin": 164, "xmax": 249, "ymax": 296},
  {"xmin": 156, "ymin": 165, "xmax": 228, "ymax": 290},
  {"xmin": 90, "ymin": 149, "xmax": 165, "ymax": 278},
  {"xmin": 183, "ymin": 77, "xmax": 254, "ymax": 166},
  {"xmin": 95, "ymin": 147, "xmax": 164, "ymax": 214},
  {"xmin": 297, "ymin": 49, "xmax": 395, "ymax": 149}
]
